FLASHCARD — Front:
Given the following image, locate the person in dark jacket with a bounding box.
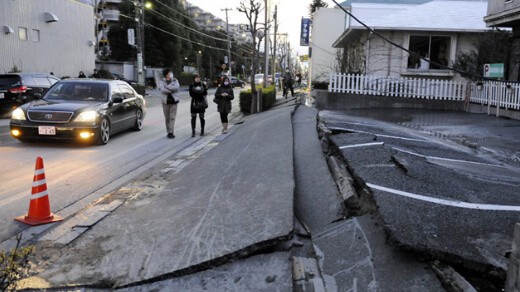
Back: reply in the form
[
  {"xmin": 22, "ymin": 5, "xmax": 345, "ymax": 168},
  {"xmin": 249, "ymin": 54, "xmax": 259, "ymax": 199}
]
[
  {"xmin": 282, "ymin": 69, "xmax": 294, "ymax": 98},
  {"xmin": 78, "ymin": 71, "xmax": 86, "ymax": 78},
  {"xmin": 189, "ymin": 74, "xmax": 208, "ymax": 137},
  {"xmin": 214, "ymin": 76, "xmax": 234, "ymax": 133}
]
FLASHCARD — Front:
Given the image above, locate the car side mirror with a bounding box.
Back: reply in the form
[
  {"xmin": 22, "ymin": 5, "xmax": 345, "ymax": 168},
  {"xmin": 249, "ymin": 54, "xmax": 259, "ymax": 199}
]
[{"xmin": 33, "ymin": 93, "xmax": 42, "ymax": 99}]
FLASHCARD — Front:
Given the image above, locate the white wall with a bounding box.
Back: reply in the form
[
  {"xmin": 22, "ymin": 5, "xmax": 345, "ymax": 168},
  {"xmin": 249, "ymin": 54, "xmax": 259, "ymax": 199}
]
[
  {"xmin": 310, "ymin": 7, "xmax": 347, "ymax": 83},
  {"xmin": 364, "ymin": 30, "xmax": 479, "ymax": 82},
  {"xmin": 0, "ymin": 0, "xmax": 96, "ymax": 78}
]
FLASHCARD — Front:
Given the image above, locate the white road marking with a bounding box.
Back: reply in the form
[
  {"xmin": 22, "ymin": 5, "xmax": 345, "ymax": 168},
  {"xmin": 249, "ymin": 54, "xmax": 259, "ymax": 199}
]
[
  {"xmin": 367, "ymin": 183, "xmax": 520, "ymax": 211},
  {"xmin": 329, "ymin": 126, "xmax": 425, "ymax": 142},
  {"xmin": 339, "ymin": 142, "xmax": 384, "ymax": 149},
  {"xmin": 392, "ymin": 147, "xmax": 508, "ymax": 168}
]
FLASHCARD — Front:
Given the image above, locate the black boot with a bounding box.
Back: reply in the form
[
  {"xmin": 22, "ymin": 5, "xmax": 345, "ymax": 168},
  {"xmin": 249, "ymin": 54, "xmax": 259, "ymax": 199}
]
[
  {"xmin": 191, "ymin": 116, "xmax": 196, "ymax": 137},
  {"xmin": 200, "ymin": 117, "xmax": 205, "ymax": 136}
]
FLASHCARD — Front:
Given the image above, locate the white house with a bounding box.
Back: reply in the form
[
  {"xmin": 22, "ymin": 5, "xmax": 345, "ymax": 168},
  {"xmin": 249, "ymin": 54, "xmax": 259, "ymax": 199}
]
[
  {"xmin": 332, "ymin": 0, "xmax": 492, "ymax": 81},
  {"xmin": 309, "ymin": 7, "xmax": 347, "ymax": 83},
  {"xmin": 0, "ymin": 0, "xmax": 95, "ymax": 78}
]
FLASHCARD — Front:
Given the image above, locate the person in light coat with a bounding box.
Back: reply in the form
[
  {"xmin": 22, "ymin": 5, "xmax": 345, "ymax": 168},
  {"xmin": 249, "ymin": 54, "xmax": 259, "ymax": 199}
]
[{"xmin": 158, "ymin": 68, "xmax": 180, "ymax": 139}]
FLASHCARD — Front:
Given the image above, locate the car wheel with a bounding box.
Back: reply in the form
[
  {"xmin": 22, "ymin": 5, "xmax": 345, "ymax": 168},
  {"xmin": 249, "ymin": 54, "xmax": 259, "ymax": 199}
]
[
  {"xmin": 96, "ymin": 117, "xmax": 110, "ymax": 145},
  {"xmin": 133, "ymin": 109, "xmax": 143, "ymax": 131}
]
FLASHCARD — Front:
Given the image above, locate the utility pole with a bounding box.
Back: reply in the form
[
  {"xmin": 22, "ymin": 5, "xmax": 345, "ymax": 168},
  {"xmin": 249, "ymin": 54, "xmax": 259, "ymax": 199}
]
[
  {"xmin": 222, "ymin": 8, "xmax": 232, "ymax": 76},
  {"xmin": 135, "ymin": 0, "xmax": 145, "ymax": 86},
  {"xmin": 272, "ymin": 5, "xmax": 277, "ymax": 90},
  {"xmin": 263, "ymin": 0, "xmax": 270, "ymax": 88}
]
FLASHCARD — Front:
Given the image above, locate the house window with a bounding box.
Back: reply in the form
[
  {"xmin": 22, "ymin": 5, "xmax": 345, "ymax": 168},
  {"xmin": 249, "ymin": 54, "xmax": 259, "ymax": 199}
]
[
  {"xmin": 407, "ymin": 35, "xmax": 450, "ymax": 70},
  {"xmin": 19, "ymin": 27, "xmax": 28, "ymax": 40},
  {"xmin": 32, "ymin": 29, "xmax": 40, "ymax": 42}
]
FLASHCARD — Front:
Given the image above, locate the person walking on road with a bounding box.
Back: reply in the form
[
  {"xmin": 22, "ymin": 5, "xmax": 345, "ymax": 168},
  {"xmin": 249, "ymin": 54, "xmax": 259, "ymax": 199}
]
[
  {"xmin": 159, "ymin": 68, "xmax": 180, "ymax": 139},
  {"xmin": 78, "ymin": 71, "xmax": 86, "ymax": 78},
  {"xmin": 282, "ymin": 69, "xmax": 294, "ymax": 98},
  {"xmin": 214, "ymin": 76, "xmax": 234, "ymax": 134},
  {"xmin": 189, "ymin": 74, "xmax": 208, "ymax": 137}
]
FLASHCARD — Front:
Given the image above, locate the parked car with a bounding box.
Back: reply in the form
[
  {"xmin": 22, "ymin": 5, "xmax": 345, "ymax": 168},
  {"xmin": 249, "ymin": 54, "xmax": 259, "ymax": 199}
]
[
  {"xmin": 111, "ymin": 72, "xmax": 137, "ymax": 85},
  {"xmin": 10, "ymin": 79, "xmax": 146, "ymax": 145},
  {"xmin": 229, "ymin": 76, "xmax": 245, "ymax": 88},
  {"xmin": 254, "ymin": 73, "xmax": 264, "ymax": 85},
  {"xmin": 0, "ymin": 73, "xmax": 60, "ymax": 109}
]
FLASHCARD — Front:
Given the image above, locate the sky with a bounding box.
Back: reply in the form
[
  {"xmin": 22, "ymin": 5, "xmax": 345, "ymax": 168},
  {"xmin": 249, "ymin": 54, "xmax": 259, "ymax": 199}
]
[{"xmin": 186, "ymin": 0, "xmax": 340, "ymax": 56}]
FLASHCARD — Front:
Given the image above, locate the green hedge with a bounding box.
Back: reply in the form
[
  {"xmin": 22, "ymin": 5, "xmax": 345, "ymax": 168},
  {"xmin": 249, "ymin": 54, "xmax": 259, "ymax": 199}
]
[
  {"xmin": 131, "ymin": 84, "xmax": 146, "ymax": 95},
  {"xmin": 178, "ymin": 72, "xmax": 194, "ymax": 86},
  {"xmin": 239, "ymin": 85, "xmax": 276, "ymax": 114}
]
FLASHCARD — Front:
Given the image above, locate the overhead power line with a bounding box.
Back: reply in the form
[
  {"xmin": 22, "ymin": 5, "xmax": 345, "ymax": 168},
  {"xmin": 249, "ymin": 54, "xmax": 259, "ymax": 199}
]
[{"xmin": 120, "ymin": 12, "xmax": 254, "ymax": 60}]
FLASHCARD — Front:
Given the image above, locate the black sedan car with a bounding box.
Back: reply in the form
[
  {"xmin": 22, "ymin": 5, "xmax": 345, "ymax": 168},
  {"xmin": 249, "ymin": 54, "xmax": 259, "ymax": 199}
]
[
  {"xmin": 0, "ymin": 73, "xmax": 60, "ymax": 109},
  {"xmin": 10, "ymin": 79, "xmax": 146, "ymax": 145},
  {"xmin": 229, "ymin": 76, "xmax": 245, "ymax": 88}
]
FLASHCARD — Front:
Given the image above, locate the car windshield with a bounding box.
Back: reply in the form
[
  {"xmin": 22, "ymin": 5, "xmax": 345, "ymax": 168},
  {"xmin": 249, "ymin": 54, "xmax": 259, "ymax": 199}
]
[{"xmin": 45, "ymin": 82, "xmax": 109, "ymax": 102}]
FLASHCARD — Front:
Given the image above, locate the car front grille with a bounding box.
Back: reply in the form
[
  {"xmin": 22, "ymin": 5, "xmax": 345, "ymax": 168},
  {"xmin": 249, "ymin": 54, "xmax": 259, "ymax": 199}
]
[{"xmin": 27, "ymin": 110, "xmax": 73, "ymax": 123}]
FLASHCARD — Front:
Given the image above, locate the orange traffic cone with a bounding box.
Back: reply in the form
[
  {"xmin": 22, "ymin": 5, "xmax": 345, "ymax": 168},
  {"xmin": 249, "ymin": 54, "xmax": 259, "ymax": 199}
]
[{"xmin": 15, "ymin": 156, "xmax": 63, "ymax": 226}]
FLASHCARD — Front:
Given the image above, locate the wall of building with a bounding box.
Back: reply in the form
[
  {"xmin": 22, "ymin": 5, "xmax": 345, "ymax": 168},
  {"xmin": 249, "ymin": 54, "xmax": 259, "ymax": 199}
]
[
  {"xmin": 0, "ymin": 0, "xmax": 96, "ymax": 78},
  {"xmin": 310, "ymin": 7, "xmax": 347, "ymax": 83},
  {"xmin": 486, "ymin": 0, "xmax": 520, "ymax": 26},
  {"xmin": 362, "ymin": 30, "xmax": 478, "ymax": 82}
]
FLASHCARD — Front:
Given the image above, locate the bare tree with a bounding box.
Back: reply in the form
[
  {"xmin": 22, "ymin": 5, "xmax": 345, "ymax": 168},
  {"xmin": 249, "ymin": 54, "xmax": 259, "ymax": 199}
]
[
  {"xmin": 238, "ymin": 0, "xmax": 263, "ymax": 93},
  {"xmin": 277, "ymin": 40, "xmax": 288, "ymax": 70}
]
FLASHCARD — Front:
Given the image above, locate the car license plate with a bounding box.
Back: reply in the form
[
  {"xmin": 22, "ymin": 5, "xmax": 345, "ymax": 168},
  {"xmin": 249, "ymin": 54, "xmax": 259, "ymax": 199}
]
[
  {"xmin": 38, "ymin": 126, "xmax": 56, "ymax": 135},
  {"xmin": 0, "ymin": 93, "xmax": 4, "ymax": 99}
]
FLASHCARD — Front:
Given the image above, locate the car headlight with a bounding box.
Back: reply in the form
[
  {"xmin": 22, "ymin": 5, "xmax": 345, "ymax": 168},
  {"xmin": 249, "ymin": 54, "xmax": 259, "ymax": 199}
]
[
  {"xmin": 11, "ymin": 108, "xmax": 26, "ymax": 120},
  {"xmin": 75, "ymin": 111, "xmax": 98, "ymax": 122}
]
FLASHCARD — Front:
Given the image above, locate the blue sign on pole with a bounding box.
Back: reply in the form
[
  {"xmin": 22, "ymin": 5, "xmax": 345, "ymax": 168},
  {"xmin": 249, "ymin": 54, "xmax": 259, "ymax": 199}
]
[{"xmin": 300, "ymin": 18, "xmax": 311, "ymax": 46}]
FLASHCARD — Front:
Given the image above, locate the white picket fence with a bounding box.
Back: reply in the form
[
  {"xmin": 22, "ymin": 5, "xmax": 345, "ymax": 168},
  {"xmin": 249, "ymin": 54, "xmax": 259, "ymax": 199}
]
[
  {"xmin": 329, "ymin": 73, "xmax": 466, "ymax": 101},
  {"xmin": 468, "ymin": 81, "xmax": 520, "ymax": 111}
]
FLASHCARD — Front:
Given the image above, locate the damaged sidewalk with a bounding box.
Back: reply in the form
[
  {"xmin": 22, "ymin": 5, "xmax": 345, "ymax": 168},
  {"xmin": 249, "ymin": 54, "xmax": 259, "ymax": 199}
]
[{"xmin": 15, "ymin": 101, "xmax": 452, "ymax": 291}]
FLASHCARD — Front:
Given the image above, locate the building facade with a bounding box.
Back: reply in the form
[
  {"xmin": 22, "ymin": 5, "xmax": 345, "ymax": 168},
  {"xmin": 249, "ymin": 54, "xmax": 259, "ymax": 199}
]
[
  {"xmin": 0, "ymin": 0, "xmax": 96, "ymax": 78},
  {"xmin": 331, "ymin": 0, "xmax": 491, "ymax": 82},
  {"xmin": 309, "ymin": 7, "xmax": 348, "ymax": 82},
  {"xmin": 485, "ymin": 0, "xmax": 520, "ymax": 81}
]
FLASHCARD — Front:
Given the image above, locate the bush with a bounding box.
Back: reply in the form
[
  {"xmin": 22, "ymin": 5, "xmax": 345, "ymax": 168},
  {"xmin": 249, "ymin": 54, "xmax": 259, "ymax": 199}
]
[
  {"xmin": 0, "ymin": 236, "xmax": 34, "ymax": 291},
  {"xmin": 97, "ymin": 69, "xmax": 113, "ymax": 79},
  {"xmin": 131, "ymin": 84, "xmax": 146, "ymax": 95},
  {"xmin": 312, "ymin": 81, "xmax": 329, "ymax": 90},
  {"xmin": 239, "ymin": 85, "xmax": 276, "ymax": 114},
  {"xmin": 178, "ymin": 72, "xmax": 194, "ymax": 86}
]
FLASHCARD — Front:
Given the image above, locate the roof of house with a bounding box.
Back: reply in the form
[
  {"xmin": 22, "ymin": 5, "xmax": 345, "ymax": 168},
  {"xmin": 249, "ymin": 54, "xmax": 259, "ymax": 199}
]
[
  {"xmin": 349, "ymin": 1, "xmax": 489, "ymax": 32},
  {"xmin": 332, "ymin": 0, "xmax": 491, "ymax": 47},
  {"xmin": 338, "ymin": 0, "xmax": 430, "ymax": 6}
]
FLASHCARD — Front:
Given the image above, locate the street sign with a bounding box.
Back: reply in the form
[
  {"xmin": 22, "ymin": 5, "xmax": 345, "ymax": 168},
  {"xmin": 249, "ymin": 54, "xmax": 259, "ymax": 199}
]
[
  {"xmin": 127, "ymin": 29, "xmax": 135, "ymax": 46},
  {"xmin": 300, "ymin": 18, "xmax": 311, "ymax": 46},
  {"xmin": 483, "ymin": 63, "xmax": 504, "ymax": 78}
]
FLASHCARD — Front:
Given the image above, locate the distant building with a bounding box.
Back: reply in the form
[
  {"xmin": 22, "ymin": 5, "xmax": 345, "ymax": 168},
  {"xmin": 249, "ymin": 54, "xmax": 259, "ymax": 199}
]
[
  {"xmin": 0, "ymin": 0, "xmax": 95, "ymax": 77},
  {"xmin": 185, "ymin": 2, "xmax": 253, "ymax": 44},
  {"xmin": 485, "ymin": 0, "xmax": 520, "ymax": 81},
  {"xmin": 93, "ymin": 0, "xmax": 121, "ymax": 58},
  {"xmin": 309, "ymin": 7, "xmax": 347, "ymax": 82}
]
